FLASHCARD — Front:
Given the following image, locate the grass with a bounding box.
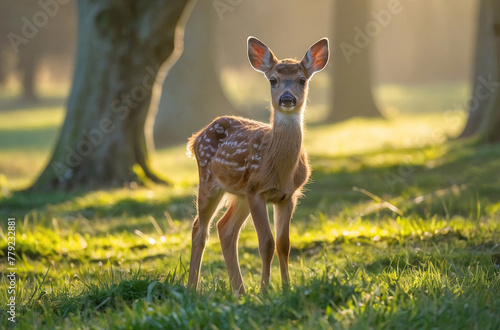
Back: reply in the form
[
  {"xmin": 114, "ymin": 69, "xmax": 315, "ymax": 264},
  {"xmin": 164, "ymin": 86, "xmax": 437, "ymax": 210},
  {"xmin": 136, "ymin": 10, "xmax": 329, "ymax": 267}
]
[{"xmin": 0, "ymin": 86, "xmax": 499, "ymax": 329}]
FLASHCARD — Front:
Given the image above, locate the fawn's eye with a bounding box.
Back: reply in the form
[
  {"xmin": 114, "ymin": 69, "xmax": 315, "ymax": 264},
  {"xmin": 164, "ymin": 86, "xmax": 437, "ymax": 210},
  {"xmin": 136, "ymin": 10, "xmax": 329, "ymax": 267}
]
[
  {"xmin": 270, "ymin": 78, "xmax": 278, "ymax": 87},
  {"xmin": 299, "ymin": 78, "xmax": 306, "ymax": 87}
]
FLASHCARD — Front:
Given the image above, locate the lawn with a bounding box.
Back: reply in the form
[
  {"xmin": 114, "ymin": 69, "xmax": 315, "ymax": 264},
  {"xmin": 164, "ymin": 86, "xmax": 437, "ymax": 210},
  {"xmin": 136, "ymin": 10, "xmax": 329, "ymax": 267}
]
[{"xmin": 0, "ymin": 91, "xmax": 499, "ymax": 329}]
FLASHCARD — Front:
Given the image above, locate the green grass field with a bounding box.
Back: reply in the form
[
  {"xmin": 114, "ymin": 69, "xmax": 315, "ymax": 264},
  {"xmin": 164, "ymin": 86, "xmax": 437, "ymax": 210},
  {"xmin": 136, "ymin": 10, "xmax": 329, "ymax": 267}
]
[{"xmin": 0, "ymin": 88, "xmax": 499, "ymax": 329}]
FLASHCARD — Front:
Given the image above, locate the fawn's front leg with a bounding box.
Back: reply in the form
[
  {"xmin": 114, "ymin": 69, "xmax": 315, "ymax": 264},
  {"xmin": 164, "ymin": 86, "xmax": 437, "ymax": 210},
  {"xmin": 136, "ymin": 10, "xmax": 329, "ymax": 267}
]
[
  {"xmin": 247, "ymin": 193, "xmax": 275, "ymax": 291},
  {"xmin": 273, "ymin": 198, "xmax": 296, "ymax": 287}
]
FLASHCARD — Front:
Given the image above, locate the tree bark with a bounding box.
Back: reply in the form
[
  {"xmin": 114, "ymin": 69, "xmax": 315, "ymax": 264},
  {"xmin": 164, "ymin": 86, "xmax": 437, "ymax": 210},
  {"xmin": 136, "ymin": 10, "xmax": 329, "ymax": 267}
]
[
  {"xmin": 153, "ymin": 0, "xmax": 236, "ymax": 146},
  {"xmin": 458, "ymin": 0, "xmax": 500, "ymax": 143},
  {"xmin": 327, "ymin": 0, "xmax": 381, "ymax": 123},
  {"xmin": 31, "ymin": 0, "xmax": 195, "ymax": 191}
]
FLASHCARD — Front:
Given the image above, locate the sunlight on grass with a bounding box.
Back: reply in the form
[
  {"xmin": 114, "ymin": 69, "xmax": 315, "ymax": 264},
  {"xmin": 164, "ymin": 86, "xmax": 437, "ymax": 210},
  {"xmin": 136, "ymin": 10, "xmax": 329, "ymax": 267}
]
[
  {"xmin": 0, "ymin": 106, "xmax": 64, "ymax": 131},
  {"xmin": 306, "ymin": 113, "xmax": 465, "ymax": 157},
  {"xmin": 374, "ymin": 82, "xmax": 471, "ymax": 115},
  {"xmin": 154, "ymin": 145, "xmax": 198, "ymax": 187}
]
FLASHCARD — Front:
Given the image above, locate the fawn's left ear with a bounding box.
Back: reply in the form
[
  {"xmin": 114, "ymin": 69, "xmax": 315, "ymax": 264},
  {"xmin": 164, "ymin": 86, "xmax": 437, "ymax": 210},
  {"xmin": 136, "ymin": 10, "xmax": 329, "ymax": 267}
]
[{"xmin": 301, "ymin": 38, "xmax": 329, "ymax": 78}]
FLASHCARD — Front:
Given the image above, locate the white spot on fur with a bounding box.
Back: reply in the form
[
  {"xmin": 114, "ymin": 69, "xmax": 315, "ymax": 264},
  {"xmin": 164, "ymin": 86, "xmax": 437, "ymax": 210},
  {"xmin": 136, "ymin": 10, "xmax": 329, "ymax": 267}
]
[{"xmin": 234, "ymin": 148, "xmax": 248, "ymax": 155}]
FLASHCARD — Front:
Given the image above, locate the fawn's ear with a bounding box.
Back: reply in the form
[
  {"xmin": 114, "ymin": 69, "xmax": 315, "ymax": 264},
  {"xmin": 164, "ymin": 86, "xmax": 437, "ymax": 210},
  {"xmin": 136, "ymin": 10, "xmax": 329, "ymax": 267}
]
[
  {"xmin": 301, "ymin": 38, "xmax": 329, "ymax": 78},
  {"xmin": 247, "ymin": 37, "xmax": 278, "ymax": 74}
]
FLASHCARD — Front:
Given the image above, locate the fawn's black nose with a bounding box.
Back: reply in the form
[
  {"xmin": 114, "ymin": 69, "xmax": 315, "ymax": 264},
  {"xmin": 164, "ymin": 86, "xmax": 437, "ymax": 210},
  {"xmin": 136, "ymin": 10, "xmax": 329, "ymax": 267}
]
[{"xmin": 279, "ymin": 92, "xmax": 296, "ymax": 107}]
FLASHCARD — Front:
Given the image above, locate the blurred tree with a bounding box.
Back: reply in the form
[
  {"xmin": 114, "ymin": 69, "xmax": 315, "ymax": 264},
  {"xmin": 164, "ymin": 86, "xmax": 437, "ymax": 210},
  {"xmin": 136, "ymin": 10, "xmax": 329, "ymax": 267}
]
[
  {"xmin": 0, "ymin": 0, "xmax": 76, "ymax": 101},
  {"xmin": 459, "ymin": 0, "xmax": 500, "ymax": 142},
  {"xmin": 0, "ymin": 6, "xmax": 7, "ymax": 86},
  {"xmin": 327, "ymin": 0, "xmax": 381, "ymax": 122},
  {"xmin": 154, "ymin": 0, "xmax": 236, "ymax": 146},
  {"xmin": 31, "ymin": 0, "xmax": 196, "ymax": 190},
  {"xmin": 18, "ymin": 50, "xmax": 39, "ymax": 102}
]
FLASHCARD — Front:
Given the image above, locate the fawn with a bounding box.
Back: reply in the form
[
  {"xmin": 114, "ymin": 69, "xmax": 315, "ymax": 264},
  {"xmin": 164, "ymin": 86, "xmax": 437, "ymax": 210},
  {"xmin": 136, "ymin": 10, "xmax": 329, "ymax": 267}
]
[{"xmin": 187, "ymin": 37, "xmax": 329, "ymax": 294}]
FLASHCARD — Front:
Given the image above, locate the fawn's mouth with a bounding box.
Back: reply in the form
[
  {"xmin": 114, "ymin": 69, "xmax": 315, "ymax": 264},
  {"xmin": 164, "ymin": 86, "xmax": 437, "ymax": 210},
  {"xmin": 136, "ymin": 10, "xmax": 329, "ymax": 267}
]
[{"xmin": 279, "ymin": 105, "xmax": 296, "ymax": 112}]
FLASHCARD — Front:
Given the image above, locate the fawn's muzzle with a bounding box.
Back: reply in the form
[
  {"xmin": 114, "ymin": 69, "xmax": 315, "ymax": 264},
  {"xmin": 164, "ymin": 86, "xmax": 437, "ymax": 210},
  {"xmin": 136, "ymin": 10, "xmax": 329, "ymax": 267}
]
[{"xmin": 279, "ymin": 92, "xmax": 296, "ymax": 107}]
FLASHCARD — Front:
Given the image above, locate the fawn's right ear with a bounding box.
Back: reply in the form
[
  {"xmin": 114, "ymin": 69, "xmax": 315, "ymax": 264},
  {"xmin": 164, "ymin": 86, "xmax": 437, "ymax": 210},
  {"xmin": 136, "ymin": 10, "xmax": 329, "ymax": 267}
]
[{"xmin": 247, "ymin": 37, "xmax": 278, "ymax": 74}]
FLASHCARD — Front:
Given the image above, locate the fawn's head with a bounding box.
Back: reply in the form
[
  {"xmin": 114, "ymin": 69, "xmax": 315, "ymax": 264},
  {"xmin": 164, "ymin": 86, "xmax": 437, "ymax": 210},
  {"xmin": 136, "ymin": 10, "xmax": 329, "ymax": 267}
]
[{"xmin": 248, "ymin": 37, "xmax": 329, "ymax": 114}]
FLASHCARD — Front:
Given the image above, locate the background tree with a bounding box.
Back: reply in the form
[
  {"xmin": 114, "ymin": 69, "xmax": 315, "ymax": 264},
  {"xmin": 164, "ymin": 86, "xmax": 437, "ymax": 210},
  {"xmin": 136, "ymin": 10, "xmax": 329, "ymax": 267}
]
[
  {"xmin": 327, "ymin": 0, "xmax": 381, "ymax": 122},
  {"xmin": 459, "ymin": 0, "xmax": 500, "ymax": 142},
  {"xmin": 153, "ymin": 0, "xmax": 237, "ymax": 146},
  {"xmin": 476, "ymin": 0, "xmax": 500, "ymax": 142},
  {"xmin": 0, "ymin": 0, "xmax": 76, "ymax": 102},
  {"xmin": 32, "ymin": 0, "xmax": 196, "ymax": 190}
]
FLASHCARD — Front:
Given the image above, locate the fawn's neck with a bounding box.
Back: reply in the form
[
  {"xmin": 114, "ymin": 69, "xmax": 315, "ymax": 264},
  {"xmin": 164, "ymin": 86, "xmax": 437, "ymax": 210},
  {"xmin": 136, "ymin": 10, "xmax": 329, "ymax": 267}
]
[{"xmin": 268, "ymin": 108, "xmax": 304, "ymax": 176}]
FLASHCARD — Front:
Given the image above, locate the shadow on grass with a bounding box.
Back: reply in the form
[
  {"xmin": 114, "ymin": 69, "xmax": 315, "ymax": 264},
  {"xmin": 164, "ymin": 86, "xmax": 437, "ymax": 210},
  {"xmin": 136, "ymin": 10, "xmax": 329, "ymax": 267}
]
[
  {"xmin": 0, "ymin": 96, "xmax": 66, "ymax": 112},
  {"xmin": 0, "ymin": 127, "xmax": 59, "ymax": 150},
  {"xmin": 0, "ymin": 189, "xmax": 194, "ymax": 228},
  {"xmin": 0, "ymin": 190, "xmax": 84, "ymax": 219}
]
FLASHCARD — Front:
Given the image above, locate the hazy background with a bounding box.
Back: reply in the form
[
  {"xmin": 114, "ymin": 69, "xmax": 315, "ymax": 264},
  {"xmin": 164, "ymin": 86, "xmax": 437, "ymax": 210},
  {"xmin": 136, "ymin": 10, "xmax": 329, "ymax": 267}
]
[{"xmin": 0, "ymin": 0, "xmax": 477, "ymax": 118}]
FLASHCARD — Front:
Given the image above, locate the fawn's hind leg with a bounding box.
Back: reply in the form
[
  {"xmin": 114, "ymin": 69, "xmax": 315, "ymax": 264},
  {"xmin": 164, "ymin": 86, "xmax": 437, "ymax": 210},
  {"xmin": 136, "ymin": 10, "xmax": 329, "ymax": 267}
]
[{"xmin": 217, "ymin": 196, "xmax": 250, "ymax": 295}]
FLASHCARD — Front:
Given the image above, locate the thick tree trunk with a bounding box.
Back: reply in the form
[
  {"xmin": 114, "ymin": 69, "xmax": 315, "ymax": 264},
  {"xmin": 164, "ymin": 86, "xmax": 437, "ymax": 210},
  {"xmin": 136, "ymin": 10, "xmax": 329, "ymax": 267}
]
[
  {"xmin": 459, "ymin": 0, "xmax": 500, "ymax": 143},
  {"xmin": 31, "ymin": 0, "xmax": 195, "ymax": 191},
  {"xmin": 327, "ymin": 0, "xmax": 381, "ymax": 123},
  {"xmin": 153, "ymin": 0, "xmax": 236, "ymax": 146}
]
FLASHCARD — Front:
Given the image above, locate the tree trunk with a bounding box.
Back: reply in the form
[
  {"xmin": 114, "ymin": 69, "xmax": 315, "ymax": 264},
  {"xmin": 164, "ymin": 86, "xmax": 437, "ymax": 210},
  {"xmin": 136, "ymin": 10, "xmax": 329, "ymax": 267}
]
[
  {"xmin": 31, "ymin": 0, "xmax": 195, "ymax": 191},
  {"xmin": 458, "ymin": 0, "xmax": 500, "ymax": 143},
  {"xmin": 153, "ymin": 0, "xmax": 237, "ymax": 146},
  {"xmin": 477, "ymin": 0, "xmax": 500, "ymax": 143},
  {"xmin": 19, "ymin": 51, "xmax": 38, "ymax": 102},
  {"xmin": 327, "ymin": 0, "xmax": 381, "ymax": 123},
  {"xmin": 459, "ymin": 0, "xmax": 498, "ymax": 138}
]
